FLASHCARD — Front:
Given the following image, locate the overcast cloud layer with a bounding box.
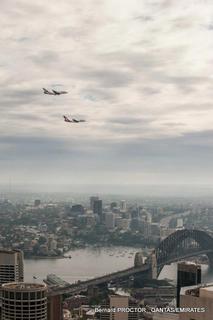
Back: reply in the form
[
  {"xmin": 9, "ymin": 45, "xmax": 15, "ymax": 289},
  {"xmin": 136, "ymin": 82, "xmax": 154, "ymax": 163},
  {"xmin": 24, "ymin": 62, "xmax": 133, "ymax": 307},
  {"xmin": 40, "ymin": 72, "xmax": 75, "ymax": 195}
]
[{"xmin": 1, "ymin": 0, "xmax": 213, "ymax": 192}]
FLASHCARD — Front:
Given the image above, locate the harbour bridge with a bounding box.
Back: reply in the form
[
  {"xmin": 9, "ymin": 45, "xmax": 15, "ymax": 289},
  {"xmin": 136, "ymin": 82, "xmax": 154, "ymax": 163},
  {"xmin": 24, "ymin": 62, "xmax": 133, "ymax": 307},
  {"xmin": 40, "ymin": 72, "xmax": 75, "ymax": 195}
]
[{"xmin": 49, "ymin": 229, "xmax": 213, "ymax": 296}]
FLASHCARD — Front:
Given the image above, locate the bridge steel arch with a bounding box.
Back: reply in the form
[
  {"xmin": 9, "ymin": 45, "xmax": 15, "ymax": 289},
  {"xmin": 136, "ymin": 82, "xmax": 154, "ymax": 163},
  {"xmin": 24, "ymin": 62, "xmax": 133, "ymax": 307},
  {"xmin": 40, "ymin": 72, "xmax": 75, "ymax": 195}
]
[{"xmin": 155, "ymin": 229, "xmax": 213, "ymax": 276}]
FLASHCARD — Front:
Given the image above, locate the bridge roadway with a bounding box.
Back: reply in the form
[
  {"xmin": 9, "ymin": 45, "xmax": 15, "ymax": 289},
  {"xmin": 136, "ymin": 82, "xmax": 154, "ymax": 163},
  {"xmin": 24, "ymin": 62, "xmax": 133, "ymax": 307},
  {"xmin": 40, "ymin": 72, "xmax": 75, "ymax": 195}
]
[{"xmin": 48, "ymin": 264, "xmax": 150, "ymax": 296}]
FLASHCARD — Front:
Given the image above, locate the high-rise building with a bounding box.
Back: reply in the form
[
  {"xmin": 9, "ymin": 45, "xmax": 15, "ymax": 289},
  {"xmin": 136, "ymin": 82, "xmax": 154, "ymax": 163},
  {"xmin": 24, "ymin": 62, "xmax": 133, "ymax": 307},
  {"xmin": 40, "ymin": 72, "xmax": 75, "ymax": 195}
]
[
  {"xmin": 34, "ymin": 199, "xmax": 41, "ymax": 207},
  {"xmin": 110, "ymin": 202, "xmax": 117, "ymax": 210},
  {"xmin": 1, "ymin": 282, "xmax": 47, "ymax": 320},
  {"xmin": 180, "ymin": 284, "xmax": 213, "ymax": 319},
  {"xmin": 70, "ymin": 204, "xmax": 85, "ymax": 215},
  {"xmin": 90, "ymin": 196, "xmax": 99, "ymax": 210},
  {"xmin": 176, "ymin": 262, "xmax": 201, "ymax": 307},
  {"xmin": 100, "ymin": 295, "xmax": 138, "ymax": 320},
  {"xmin": 93, "ymin": 199, "xmax": 103, "ymax": 216},
  {"xmin": 120, "ymin": 200, "xmax": 127, "ymax": 212},
  {"xmin": 47, "ymin": 294, "xmax": 63, "ymax": 320},
  {"xmin": 0, "ymin": 249, "xmax": 24, "ymax": 284},
  {"xmin": 105, "ymin": 212, "xmax": 115, "ymax": 230}
]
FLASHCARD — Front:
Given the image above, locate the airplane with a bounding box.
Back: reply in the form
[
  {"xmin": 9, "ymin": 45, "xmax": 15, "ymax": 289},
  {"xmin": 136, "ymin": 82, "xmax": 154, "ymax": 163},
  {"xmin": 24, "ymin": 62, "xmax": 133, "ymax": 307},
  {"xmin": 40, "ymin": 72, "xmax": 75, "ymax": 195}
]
[
  {"xmin": 63, "ymin": 116, "xmax": 86, "ymax": 123},
  {"xmin": 43, "ymin": 88, "xmax": 68, "ymax": 95}
]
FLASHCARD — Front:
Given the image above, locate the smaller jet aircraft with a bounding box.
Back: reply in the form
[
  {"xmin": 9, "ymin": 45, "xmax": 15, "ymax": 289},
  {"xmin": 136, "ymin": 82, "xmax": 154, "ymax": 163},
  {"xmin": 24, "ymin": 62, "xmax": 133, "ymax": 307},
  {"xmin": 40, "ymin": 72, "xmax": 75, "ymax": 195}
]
[
  {"xmin": 63, "ymin": 116, "xmax": 86, "ymax": 123},
  {"xmin": 43, "ymin": 88, "xmax": 68, "ymax": 95}
]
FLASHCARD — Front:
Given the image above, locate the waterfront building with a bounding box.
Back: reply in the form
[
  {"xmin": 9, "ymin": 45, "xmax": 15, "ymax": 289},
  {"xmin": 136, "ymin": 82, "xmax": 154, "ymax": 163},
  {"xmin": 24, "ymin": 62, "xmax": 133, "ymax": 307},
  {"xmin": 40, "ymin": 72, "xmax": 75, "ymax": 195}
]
[
  {"xmin": 1, "ymin": 282, "xmax": 47, "ymax": 320},
  {"xmin": 0, "ymin": 249, "xmax": 24, "ymax": 284}
]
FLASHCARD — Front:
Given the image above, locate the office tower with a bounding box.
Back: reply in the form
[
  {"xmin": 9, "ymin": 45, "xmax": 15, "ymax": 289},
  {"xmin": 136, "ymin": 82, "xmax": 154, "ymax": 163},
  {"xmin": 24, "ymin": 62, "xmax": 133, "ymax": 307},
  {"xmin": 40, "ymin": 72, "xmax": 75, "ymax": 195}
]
[
  {"xmin": 0, "ymin": 249, "xmax": 24, "ymax": 284},
  {"xmin": 93, "ymin": 199, "xmax": 102, "ymax": 216},
  {"xmin": 120, "ymin": 200, "xmax": 127, "ymax": 212},
  {"xmin": 90, "ymin": 196, "xmax": 99, "ymax": 210},
  {"xmin": 105, "ymin": 212, "xmax": 115, "ymax": 230},
  {"xmin": 110, "ymin": 202, "xmax": 117, "ymax": 210},
  {"xmin": 100, "ymin": 295, "xmax": 138, "ymax": 320},
  {"xmin": 176, "ymin": 262, "xmax": 201, "ymax": 307},
  {"xmin": 34, "ymin": 199, "xmax": 41, "ymax": 207},
  {"xmin": 47, "ymin": 294, "xmax": 63, "ymax": 320},
  {"xmin": 180, "ymin": 284, "xmax": 213, "ymax": 320},
  {"xmin": 70, "ymin": 204, "xmax": 85, "ymax": 215},
  {"xmin": 1, "ymin": 282, "xmax": 47, "ymax": 320}
]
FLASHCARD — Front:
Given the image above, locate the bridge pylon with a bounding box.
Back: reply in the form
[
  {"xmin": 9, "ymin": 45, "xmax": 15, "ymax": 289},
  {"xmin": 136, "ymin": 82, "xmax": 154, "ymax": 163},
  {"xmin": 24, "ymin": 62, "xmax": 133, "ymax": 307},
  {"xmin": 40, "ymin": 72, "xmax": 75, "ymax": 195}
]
[
  {"xmin": 207, "ymin": 252, "xmax": 213, "ymax": 268},
  {"xmin": 150, "ymin": 251, "xmax": 157, "ymax": 279}
]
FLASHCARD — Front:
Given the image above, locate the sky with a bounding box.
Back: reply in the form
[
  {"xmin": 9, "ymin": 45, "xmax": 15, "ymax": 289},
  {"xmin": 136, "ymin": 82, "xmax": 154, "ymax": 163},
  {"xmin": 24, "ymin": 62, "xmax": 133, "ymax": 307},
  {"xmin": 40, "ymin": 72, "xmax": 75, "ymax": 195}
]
[{"xmin": 1, "ymin": 0, "xmax": 213, "ymax": 193}]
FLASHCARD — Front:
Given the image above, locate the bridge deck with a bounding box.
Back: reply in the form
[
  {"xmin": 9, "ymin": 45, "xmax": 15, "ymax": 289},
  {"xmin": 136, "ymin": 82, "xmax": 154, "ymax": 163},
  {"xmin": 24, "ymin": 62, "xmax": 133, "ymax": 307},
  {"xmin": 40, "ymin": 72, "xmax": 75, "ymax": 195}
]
[{"xmin": 48, "ymin": 264, "xmax": 150, "ymax": 296}]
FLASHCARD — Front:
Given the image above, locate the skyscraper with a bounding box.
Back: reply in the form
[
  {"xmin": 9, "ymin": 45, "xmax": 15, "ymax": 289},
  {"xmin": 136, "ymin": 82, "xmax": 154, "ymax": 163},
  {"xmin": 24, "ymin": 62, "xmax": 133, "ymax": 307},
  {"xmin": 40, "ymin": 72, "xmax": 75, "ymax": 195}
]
[
  {"xmin": 0, "ymin": 249, "xmax": 24, "ymax": 284},
  {"xmin": 120, "ymin": 200, "xmax": 127, "ymax": 212},
  {"xmin": 105, "ymin": 212, "xmax": 115, "ymax": 230},
  {"xmin": 93, "ymin": 199, "xmax": 103, "ymax": 216},
  {"xmin": 1, "ymin": 282, "xmax": 47, "ymax": 320},
  {"xmin": 90, "ymin": 196, "xmax": 99, "ymax": 210},
  {"xmin": 176, "ymin": 262, "xmax": 201, "ymax": 307},
  {"xmin": 47, "ymin": 294, "xmax": 63, "ymax": 320}
]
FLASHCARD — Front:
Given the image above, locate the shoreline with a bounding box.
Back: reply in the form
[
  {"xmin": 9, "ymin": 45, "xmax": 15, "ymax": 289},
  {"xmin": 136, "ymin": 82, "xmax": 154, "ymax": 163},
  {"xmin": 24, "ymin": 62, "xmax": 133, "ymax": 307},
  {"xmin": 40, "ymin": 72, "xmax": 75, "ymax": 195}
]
[{"xmin": 24, "ymin": 255, "xmax": 68, "ymax": 260}]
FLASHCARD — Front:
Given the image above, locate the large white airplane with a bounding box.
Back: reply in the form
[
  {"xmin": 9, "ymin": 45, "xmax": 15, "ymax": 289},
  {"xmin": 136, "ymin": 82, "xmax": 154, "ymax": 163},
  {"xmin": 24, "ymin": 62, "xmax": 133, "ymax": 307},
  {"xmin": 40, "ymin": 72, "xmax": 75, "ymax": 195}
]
[
  {"xmin": 43, "ymin": 88, "xmax": 68, "ymax": 95},
  {"xmin": 63, "ymin": 116, "xmax": 86, "ymax": 123}
]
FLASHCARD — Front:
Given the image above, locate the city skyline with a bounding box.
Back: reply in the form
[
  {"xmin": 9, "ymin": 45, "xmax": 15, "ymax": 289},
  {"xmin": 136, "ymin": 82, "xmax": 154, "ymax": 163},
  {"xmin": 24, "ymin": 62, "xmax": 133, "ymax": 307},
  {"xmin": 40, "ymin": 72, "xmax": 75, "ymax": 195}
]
[{"xmin": 1, "ymin": 0, "xmax": 213, "ymax": 190}]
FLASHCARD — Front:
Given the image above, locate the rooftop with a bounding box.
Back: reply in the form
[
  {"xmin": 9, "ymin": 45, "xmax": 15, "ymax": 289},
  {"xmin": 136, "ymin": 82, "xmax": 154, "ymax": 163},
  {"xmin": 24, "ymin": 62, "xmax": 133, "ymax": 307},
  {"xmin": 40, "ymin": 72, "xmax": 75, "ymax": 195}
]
[
  {"xmin": 181, "ymin": 283, "xmax": 213, "ymax": 297},
  {"xmin": 2, "ymin": 282, "xmax": 47, "ymax": 291}
]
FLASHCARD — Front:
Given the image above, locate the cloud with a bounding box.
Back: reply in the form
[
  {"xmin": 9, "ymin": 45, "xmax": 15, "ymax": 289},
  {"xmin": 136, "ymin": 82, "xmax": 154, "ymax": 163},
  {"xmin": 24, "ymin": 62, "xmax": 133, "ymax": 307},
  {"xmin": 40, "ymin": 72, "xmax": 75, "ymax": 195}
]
[{"xmin": 0, "ymin": 0, "xmax": 213, "ymax": 188}]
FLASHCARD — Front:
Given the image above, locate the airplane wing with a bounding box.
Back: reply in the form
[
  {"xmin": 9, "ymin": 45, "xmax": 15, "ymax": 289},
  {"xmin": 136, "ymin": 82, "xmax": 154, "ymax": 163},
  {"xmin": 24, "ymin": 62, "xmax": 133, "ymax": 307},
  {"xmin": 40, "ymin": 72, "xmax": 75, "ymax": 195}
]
[
  {"xmin": 43, "ymin": 88, "xmax": 54, "ymax": 95},
  {"xmin": 52, "ymin": 89, "xmax": 59, "ymax": 94},
  {"xmin": 63, "ymin": 116, "xmax": 72, "ymax": 122}
]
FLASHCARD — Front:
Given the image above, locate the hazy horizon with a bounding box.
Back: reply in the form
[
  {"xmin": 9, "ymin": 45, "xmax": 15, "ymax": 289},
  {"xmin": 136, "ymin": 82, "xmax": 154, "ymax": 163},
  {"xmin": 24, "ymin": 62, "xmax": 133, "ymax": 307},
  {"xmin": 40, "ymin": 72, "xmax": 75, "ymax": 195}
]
[{"xmin": 1, "ymin": 183, "xmax": 213, "ymax": 198}]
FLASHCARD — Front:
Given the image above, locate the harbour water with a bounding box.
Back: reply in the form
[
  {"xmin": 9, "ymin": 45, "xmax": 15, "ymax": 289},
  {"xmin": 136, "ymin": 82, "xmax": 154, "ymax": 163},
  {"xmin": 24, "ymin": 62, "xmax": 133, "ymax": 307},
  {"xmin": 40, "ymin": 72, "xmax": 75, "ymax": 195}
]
[
  {"xmin": 24, "ymin": 247, "xmax": 139, "ymax": 283},
  {"xmin": 24, "ymin": 247, "xmax": 213, "ymax": 284}
]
